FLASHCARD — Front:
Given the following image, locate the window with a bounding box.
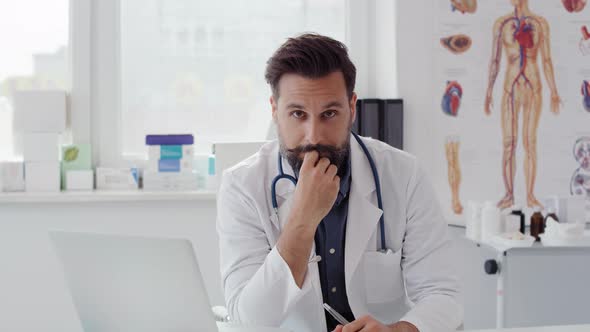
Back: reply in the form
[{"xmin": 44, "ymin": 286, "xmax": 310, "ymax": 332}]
[
  {"xmin": 0, "ymin": 0, "xmax": 69, "ymax": 159},
  {"xmin": 120, "ymin": 0, "xmax": 346, "ymax": 157}
]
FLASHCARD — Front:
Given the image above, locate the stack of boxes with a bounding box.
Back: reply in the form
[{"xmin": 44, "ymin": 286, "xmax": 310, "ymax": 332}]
[
  {"xmin": 15, "ymin": 90, "xmax": 66, "ymax": 192},
  {"xmin": 143, "ymin": 134, "xmax": 198, "ymax": 191}
]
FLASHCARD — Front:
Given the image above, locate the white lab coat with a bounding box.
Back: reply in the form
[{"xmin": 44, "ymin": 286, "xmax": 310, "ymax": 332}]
[{"xmin": 217, "ymin": 134, "xmax": 463, "ymax": 332}]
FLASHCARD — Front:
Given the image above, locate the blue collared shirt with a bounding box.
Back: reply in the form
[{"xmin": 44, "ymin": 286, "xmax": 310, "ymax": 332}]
[{"xmin": 314, "ymin": 157, "xmax": 355, "ymax": 330}]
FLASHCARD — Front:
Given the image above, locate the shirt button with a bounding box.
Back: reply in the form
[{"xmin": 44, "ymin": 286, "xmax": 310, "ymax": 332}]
[
  {"xmin": 329, "ymin": 248, "xmax": 336, "ymax": 254},
  {"xmin": 331, "ymin": 287, "xmax": 337, "ymax": 293}
]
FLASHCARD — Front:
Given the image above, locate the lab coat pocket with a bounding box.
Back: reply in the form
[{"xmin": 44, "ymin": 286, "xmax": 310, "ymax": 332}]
[{"xmin": 363, "ymin": 249, "xmax": 404, "ymax": 304}]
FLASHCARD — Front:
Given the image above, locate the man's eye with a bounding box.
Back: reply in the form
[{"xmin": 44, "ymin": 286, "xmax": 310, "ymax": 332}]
[
  {"xmin": 323, "ymin": 110, "xmax": 337, "ymax": 118},
  {"xmin": 292, "ymin": 111, "xmax": 305, "ymax": 119}
]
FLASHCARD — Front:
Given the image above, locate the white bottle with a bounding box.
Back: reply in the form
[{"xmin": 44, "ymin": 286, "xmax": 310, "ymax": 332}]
[
  {"xmin": 481, "ymin": 201, "xmax": 502, "ymax": 243},
  {"xmin": 465, "ymin": 201, "xmax": 483, "ymax": 242}
]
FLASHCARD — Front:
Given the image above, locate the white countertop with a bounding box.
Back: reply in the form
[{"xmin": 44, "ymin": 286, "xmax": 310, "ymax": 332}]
[{"xmin": 467, "ymin": 324, "xmax": 590, "ymax": 332}]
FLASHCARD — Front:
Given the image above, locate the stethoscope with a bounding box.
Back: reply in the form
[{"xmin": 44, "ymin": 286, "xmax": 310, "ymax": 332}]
[{"xmin": 271, "ymin": 132, "xmax": 387, "ymax": 252}]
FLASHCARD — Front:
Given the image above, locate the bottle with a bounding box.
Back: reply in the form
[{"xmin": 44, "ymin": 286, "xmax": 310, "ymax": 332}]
[
  {"xmin": 530, "ymin": 206, "xmax": 544, "ymax": 241},
  {"xmin": 481, "ymin": 201, "xmax": 501, "ymax": 243},
  {"xmin": 465, "ymin": 201, "xmax": 483, "ymax": 241},
  {"xmin": 508, "ymin": 205, "xmax": 525, "ymax": 234},
  {"xmin": 544, "ymin": 207, "xmax": 559, "ymax": 229},
  {"xmin": 206, "ymin": 152, "xmax": 217, "ymax": 191}
]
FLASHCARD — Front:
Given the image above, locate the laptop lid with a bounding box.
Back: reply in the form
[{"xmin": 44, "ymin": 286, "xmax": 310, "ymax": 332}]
[{"xmin": 49, "ymin": 231, "xmax": 218, "ymax": 332}]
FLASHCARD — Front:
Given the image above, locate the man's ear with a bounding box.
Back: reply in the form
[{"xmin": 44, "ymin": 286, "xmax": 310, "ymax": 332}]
[
  {"xmin": 270, "ymin": 95, "xmax": 278, "ymax": 122},
  {"xmin": 349, "ymin": 92, "xmax": 357, "ymax": 126}
]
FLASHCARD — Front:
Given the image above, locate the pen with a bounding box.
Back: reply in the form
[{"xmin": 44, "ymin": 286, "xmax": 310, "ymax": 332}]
[{"xmin": 322, "ymin": 303, "xmax": 350, "ymax": 325}]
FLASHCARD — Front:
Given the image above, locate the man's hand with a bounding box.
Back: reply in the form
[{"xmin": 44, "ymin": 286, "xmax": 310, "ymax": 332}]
[
  {"xmin": 332, "ymin": 315, "xmax": 419, "ymax": 332},
  {"xmin": 276, "ymin": 150, "xmax": 340, "ymax": 288},
  {"xmin": 289, "ymin": 150, "xmax": 340, "ymax": 229}
]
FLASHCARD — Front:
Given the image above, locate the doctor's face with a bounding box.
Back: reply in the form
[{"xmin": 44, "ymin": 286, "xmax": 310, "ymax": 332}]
[{"xmin": 271, "ymin": 71, "xmax": 357, "ymax": 176}]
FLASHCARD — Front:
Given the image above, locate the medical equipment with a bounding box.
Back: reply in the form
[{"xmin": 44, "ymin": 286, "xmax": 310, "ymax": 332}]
[
  {"xmin": 454, "ymin": 233, "xmax": 590, "ymax": 329},
  {"xmin": 323, "ymin": 303, "xmax": 350, "ymax": 325},
  {"xmin": 271, "ymin": 132, "xmax": 387, "ymax": 251}
]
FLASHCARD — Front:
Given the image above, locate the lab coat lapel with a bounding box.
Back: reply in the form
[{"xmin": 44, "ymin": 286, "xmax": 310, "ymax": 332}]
[{"xmin": 345, "ymin": 135, "xmax": 383, "ymax": 287}]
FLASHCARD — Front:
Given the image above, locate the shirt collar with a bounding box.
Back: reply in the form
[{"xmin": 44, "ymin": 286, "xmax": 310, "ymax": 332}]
[{"xmin": 335, "ymin": 155, "xmax": 351, "ymax": 206}]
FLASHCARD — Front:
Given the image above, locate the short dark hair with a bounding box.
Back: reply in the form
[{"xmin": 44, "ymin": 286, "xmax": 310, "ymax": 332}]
[{"xmin": 265, "ymin": 33, "xmax": 356, "ymax": 99}]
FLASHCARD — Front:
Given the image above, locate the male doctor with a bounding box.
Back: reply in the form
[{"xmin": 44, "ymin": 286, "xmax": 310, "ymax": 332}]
[{"xmin": 217, "ymin": 34, "xmax": 463, "ymax": 332}]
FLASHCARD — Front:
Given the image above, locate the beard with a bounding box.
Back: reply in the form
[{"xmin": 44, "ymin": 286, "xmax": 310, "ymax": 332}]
[{"xmin": 279, "ymin": 136, "xmax": 350, "ymax": 179}]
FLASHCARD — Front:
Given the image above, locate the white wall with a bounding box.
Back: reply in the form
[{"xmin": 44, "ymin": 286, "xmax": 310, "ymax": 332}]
[
  {"xmin": 349, "ymin": 0, "xmax": 434, "ymax": 164},
  {"xmin": 396, "ymin": 0, "xmax": 436, "ymax": 164},
  {"xmin": 0, "ymin": 197, "xmax": 221, "ymax": 332}
]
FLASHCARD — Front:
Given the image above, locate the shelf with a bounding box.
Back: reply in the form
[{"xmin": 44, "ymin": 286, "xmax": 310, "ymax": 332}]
[{"xmin": 0, "ymin": 190, "xmax": 217, "ymax": 204}]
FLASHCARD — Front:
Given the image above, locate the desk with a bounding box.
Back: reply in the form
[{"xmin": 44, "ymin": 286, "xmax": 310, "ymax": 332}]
[
  {"xmin": 217, "ymin": 322, "xmax": 290, "ymax": 332},
  {"xmin": 468, "ymin": 324, "xmax": 590, "ymax": 332}
]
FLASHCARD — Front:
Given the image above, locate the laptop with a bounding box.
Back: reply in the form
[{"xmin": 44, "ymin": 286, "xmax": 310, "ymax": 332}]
[{"xmin": 49, "ymin": 231, "xmax": 219, "ymax": 332}]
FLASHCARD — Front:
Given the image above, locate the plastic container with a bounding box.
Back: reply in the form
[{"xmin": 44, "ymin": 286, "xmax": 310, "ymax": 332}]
[
  {"xmin": 481, "ymin": 201, "xmax": 502, "ymax": 243},
  {"xmin": 465, "ymin": 201, "xmax": 483, "ymax": 241}
]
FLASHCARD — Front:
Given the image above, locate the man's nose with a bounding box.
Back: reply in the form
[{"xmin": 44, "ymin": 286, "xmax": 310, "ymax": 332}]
[{"xmin": 305, "ymin": 120, "xmax": 323, "ymax": 145}]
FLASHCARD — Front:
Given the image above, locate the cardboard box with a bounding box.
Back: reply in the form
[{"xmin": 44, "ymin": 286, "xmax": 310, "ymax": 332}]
[
  {"xmin": 142, "ymin": 171, "xmax": 198, "ymax": 191},
  {"xmin": 61, "ymin": 144, "xmax": 92, "ymax": 189},
  {"xmin": 23, "ymin": 132, "xmax": 60, "ymax": 161},
  {"xmin": 65, "ymin": 170, "xmax": 94, "ymax": 191},
  {"xmin": 148, "ymin": 145, "xmax": 194, "ymax": 160},
  {"xmin": 25, "ymin": 161, "xmax": 60, "ymax": 192},
  {"xmin": 147, "ymin": 158, "xmax": 194, "ymax": 173},
  {"xmin": 13, "ymin": 90, "xmax": 67, "ymax": 133},
  {"xmin": 96, "ymin": 167, "xmax": 139, "ymax": 190}
]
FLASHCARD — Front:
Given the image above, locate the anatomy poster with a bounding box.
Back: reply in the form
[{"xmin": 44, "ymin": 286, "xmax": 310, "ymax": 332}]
[{"xmin": 432, "ymin": 0, "xmax": 590, "ymax": 223}]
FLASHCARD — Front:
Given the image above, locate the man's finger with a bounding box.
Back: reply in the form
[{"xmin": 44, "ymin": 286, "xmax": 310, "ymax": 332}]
[
  {"xmin": 342, "ymin": 316, "xmax": 368, "ymax": 332},
  {"xmin": 331, "ymin": 325, "xmax": 343, "ymax": 332},
  {"xmin": 316, "ymin": 157, "xmax": 331, "ymax": 172},
  {"xmin": 301, "ymin": 150, "xmax": 319, "ymax": 172},
  {"xmin": 327, "ymin": 164, "xmax": 338, "ymax": 178}
]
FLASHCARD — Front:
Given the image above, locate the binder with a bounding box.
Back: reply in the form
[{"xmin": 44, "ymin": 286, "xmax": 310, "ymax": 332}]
[
  {"xmin": 352, "ymin": 99, "xmax": 361, "ymax": 134},
  {"xmin": 354, "ymin": 98, "xmax": 404, "ymax": 150},
  {"xmin": 383, "ymin": 99, "xmax": 403, "ymax": 150},
  {"xmin": 359, "ymin": 99, "xmax": 382, "ymax": 140}
]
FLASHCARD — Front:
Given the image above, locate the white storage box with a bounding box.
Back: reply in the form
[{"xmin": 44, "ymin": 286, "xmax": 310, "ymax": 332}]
[
  {"xmin": 65, "ymin": 170, "xmax": 94, "ymax": 191},
  {"xmin": 13, "ymin": 90, "xmax": 67, "ymax": 133},
  {"xmin": 23, "ymin": 132, "xmax": 60, "ymax": 161},
  {"xmin": 25, "ymin": 161, "xmax": 60, "ymax": 192}
]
